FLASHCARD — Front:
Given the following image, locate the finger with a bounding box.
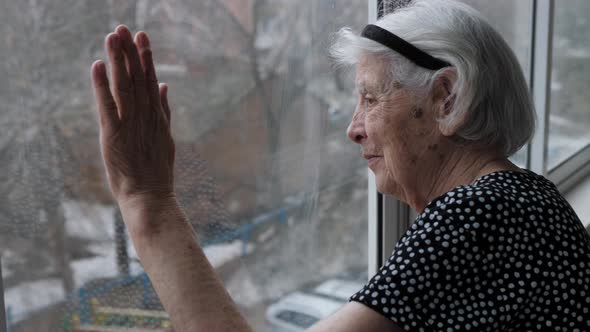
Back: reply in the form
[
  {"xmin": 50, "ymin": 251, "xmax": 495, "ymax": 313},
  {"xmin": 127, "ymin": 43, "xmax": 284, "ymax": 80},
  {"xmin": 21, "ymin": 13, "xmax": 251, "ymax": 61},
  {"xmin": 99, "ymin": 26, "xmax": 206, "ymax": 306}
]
[
  {"xmin": 136, "ymin": 31, "xmax": 161, "ymax": 107},
  {"xmin": 115, "ymin": 25, "xmax": 148, "ymax": 115},
  {"xmin": 115, "ymin": 25, "xmax": 145, "ymax": 84},
  {"xmin": 105, "ymin": 33, "xmax": 133, "ymax": 121},
  {"xmin": 91, "ymin": 60, "xmax": 119, "ymax": 135},
  {"xmin": 159, "ymin": 83, "xmax": 171, "ymax": 127}
]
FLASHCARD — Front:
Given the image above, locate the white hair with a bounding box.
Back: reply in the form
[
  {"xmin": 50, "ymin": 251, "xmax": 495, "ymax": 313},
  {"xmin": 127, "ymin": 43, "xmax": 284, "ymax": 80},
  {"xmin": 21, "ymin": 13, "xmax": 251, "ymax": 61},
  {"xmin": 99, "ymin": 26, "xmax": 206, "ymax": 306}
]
[{"xmin": 330, "ymin": 0, "xmax": 535, "ymax": 157}]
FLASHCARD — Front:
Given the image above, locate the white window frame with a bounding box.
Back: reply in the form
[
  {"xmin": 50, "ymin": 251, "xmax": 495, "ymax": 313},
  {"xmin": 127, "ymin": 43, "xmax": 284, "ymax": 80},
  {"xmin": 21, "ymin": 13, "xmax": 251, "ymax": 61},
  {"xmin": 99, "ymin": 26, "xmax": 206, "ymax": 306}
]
[
  {"xmin": 0, "ymin": 258, "xmax": 6, "ymax": 332},
  {"xmin": 528, "ymin": 0, "xmax": 553, "ymax": 176},
  {"xmin": 527, "ymin": 0, "xmax": 590, "ymax": 193}
]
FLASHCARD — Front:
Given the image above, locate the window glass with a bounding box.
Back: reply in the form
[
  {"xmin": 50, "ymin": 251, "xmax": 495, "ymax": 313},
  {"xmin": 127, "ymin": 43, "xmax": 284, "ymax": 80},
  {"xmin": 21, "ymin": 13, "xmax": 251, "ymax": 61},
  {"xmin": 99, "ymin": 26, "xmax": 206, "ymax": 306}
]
[
  {"xmin": 459, "ymin": 0, "xmax": 533, "ymax": 167},
  {"xmin": 0, "ymin": 1, "xmax": 367, "ymax": 331},
  {"xmin": 547, "ymin": 0, "xmax": 590, "ymax": 170}
]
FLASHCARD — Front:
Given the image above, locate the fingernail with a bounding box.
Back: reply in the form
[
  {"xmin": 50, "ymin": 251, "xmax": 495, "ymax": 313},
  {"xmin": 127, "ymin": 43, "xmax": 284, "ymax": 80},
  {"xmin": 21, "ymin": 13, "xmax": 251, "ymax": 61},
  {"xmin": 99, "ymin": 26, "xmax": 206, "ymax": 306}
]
[
  {"xmin": 116, "ymin": 25, "xmax": 129, "ymax": 35},
  {"xmin": 95, "ymin": 61, "xmax": 105, "ymax": 74},
  {"xmin": 139, "ymin": 32, "xmax": 150, "ymax": 48},
  {"xmin": 109, "ymin": 34, "xmax": 119, "ymax": 49}
]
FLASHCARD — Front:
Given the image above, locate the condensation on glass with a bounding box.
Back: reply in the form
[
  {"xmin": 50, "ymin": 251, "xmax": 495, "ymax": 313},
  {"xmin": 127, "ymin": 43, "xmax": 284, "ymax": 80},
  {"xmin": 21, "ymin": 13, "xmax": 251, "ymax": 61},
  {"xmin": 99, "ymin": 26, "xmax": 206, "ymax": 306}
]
[
  {"xmin": 0, "ymin": 0, "xmax": 367, "ymax": 331},
  {"xmin": 548, "ymin": 0, "xmax": 590, "ymax": 170}
]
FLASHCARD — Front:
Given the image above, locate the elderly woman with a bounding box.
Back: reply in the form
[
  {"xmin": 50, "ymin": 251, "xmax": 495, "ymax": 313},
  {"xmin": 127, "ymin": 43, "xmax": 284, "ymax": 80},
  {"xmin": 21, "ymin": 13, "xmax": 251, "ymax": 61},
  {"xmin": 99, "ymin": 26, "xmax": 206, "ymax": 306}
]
[{"xmin": 90, "ymin": 0, "xmax": 590, "ymax": 331}]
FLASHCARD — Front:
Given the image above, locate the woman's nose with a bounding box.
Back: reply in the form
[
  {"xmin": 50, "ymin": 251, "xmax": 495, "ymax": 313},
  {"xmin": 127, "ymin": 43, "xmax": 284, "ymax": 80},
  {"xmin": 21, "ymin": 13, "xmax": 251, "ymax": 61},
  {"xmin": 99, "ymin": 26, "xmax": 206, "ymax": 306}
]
[{"xmin": 347, "ymin": 108, "xmax": 367, "ymax": 144}]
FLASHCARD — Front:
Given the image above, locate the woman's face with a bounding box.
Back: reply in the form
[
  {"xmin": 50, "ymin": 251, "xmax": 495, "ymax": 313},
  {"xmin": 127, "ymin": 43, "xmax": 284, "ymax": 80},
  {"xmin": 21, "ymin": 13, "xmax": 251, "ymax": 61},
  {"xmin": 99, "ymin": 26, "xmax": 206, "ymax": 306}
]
[{"xmin": 347, "ymin": 54, "xmax": 442, "ymax": 199}]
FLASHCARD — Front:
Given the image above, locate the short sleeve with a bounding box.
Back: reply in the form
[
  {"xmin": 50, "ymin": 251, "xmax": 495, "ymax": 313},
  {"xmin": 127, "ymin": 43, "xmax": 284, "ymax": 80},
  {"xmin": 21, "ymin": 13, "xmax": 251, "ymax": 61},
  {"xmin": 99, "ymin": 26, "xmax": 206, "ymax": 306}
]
[{"xmin": 350, "ymin": 200, "xmax": 525, "ymax": 332}]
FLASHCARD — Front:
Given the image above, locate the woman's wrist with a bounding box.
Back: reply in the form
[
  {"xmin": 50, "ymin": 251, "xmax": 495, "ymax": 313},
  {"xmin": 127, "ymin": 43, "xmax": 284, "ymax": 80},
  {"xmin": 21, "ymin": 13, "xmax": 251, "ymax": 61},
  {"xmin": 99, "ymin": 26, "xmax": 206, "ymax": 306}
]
[
  {"xmin": 117, "ymin": 192, "xmax": 187, "ymax": 239},
  {"xmin": 118, "ymin": 191, "xmax": 178, "ymax": 211}
]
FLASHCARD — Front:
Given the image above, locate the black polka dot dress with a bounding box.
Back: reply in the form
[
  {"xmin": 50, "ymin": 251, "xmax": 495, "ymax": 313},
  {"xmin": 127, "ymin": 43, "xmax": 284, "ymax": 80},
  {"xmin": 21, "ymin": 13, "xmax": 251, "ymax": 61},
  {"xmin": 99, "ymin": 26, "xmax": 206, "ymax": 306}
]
[{"xmin": 350, "ymin": 170, "xmax": 590, "ymax": 331}]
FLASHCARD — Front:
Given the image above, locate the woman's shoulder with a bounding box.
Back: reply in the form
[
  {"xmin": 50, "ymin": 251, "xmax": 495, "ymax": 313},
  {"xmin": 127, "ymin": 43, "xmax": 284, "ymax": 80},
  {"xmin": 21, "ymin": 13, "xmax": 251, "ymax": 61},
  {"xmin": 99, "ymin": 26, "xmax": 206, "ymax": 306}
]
[
  {"xmin": 410, "ymin": 169, "xmax": 585, "ymax": 242},
  {"xmin": 423, "ymin": 169, "xmax": 564, "ymax": 217}
]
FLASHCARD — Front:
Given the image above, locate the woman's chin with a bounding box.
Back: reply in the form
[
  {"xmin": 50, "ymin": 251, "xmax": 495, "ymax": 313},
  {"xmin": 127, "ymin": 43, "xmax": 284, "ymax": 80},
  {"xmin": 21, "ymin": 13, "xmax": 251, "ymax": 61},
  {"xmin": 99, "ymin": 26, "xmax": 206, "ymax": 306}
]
[{"xmin": 374, "ymin": 173, "xmax": 396, "ymax": 196}]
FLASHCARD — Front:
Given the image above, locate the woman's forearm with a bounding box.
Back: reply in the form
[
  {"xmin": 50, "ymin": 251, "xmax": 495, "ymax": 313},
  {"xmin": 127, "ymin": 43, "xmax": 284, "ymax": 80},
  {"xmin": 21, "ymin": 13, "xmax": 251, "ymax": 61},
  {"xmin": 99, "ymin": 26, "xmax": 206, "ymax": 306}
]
[{"xmin": 119, "ymin": 196, "xmax": 253, "ymax": 332}]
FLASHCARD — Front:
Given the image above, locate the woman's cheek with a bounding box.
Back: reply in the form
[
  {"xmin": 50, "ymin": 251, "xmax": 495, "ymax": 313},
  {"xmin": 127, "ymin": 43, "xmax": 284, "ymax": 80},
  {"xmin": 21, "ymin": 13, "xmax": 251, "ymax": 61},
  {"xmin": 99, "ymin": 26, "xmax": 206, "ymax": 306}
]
[
  {"xmin": 386, "ymin": 126, "xmax": 421, "ymax": 168},
  {"xmin": 364, "ymin": 112, "xmax": 385, "ymax": 138},
  {"xmin": 381, "ymin": 133, "xmax": 402, "ymax": 173}
]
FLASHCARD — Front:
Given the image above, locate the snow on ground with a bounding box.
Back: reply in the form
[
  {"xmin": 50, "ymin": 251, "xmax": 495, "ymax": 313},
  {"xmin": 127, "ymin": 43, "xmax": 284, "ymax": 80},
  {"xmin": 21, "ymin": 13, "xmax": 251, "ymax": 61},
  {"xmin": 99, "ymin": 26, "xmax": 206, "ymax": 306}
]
[
  {"xmin": 1, "ymin": 249, "xmax": 18, "ymax": 279},
  {"xmin": 63, "ymin": 200, "xmax": 115, "ymax": 241},
  {"xmin": 204, "ymin": 241, "xmax": 253, "ymax": 267},
  {"xmin": 126, "ymin": 235, "xmax": 251, "ymax": 268},
  {"xmin": 4, "ymin": 200, "xmax": 252, "ymax": 323},
  {"xmin": 70, "ymin": 242, "xmax": 143, "ymax": 289},
  {"xmin": 226, "ymin": 267, "xmax": 263, "ymax": 307},
  {"xmin": 4, "ymin": 279, "xmax": 64, "ymax": 322}
]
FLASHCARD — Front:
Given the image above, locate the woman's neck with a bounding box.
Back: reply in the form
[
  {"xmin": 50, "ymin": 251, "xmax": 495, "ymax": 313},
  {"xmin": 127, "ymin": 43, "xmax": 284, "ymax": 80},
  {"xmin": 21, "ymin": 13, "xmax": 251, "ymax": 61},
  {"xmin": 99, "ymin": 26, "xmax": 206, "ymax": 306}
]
[{"xmin": 411, "ymin": 150, "xmax": 521, "ymax": 213}]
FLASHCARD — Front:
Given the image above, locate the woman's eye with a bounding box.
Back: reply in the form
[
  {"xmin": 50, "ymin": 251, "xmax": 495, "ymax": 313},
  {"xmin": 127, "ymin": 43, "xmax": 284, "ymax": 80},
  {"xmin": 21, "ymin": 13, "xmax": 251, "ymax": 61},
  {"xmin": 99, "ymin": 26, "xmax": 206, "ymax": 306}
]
[
  {"xmin": 365, "ymin": 96, "xmax": 377, "ymax": 106},
  {"xmin": 360, "ymin": 93, "xmax": 376, "ymax": 106}
]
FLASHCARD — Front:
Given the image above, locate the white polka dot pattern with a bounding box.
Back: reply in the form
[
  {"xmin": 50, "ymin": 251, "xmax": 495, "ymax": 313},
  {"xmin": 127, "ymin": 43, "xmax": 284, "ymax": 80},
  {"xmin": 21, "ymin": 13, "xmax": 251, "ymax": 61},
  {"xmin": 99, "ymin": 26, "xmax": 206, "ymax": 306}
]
[{"xmin": 350, "ymin": 170, "xmax": 590, "ymax": 331}]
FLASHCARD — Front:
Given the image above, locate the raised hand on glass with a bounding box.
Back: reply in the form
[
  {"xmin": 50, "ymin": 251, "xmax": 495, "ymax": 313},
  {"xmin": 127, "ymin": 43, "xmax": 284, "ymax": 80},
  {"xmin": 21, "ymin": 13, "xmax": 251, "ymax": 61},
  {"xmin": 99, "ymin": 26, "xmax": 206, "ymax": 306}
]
[
  {"xmin": 89, "ymin": 27, "xmax": 253, "ymax": 332},
  {"xmin": 90, "ymin": 25, "xmax": 175, "ymax": 208}
]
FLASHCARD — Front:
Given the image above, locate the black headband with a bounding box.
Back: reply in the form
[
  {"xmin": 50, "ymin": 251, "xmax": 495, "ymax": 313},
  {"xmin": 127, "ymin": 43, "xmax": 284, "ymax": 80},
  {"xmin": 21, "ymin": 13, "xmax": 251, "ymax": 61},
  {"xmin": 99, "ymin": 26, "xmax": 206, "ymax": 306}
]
[{"xmin": 361, "ymin": 24, "xmax": 451, "ymax": 70}]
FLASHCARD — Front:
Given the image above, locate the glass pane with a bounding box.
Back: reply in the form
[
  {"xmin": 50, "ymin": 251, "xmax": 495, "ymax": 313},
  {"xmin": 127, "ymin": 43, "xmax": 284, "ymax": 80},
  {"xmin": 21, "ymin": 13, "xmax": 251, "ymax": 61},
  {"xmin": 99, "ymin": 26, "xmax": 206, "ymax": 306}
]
[
  {"xmin": 458, "ymin": 0, "xmax": 533, "ymax": 166},
  {"xmin": 548, "ymin": 0, "xmax": 590, "ymax": 170},
  {"xmin": 0, "ymin": 1, "xmax": 367, "ymax": 331}
]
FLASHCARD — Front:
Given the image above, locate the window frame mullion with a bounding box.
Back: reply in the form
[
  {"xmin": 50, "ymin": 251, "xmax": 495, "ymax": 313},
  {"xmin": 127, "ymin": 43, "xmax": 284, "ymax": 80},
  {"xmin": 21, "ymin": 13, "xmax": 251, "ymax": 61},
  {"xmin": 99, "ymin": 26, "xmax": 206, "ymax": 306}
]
[
  {"xmin": 367, "ymin": 0, "xmax": 381, "ymax": 278},
  {"xmin": 528, "ymin": 0, "xmax": 554, "ymax": 176},
  {"xmin": 0, "ymin": 257, "xmax": 7, "ymax": 332}
]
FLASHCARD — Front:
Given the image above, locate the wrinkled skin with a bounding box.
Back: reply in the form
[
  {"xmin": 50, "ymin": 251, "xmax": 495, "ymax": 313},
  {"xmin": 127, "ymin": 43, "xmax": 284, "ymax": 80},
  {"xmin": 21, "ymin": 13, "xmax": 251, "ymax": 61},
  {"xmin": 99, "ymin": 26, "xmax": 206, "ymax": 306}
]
[
  {"xmin": 91, "ymin": 26, "xmax": 176, "ymax": 208},
  {"xmin": 347, "ymin": 53, "xmax": 520, "ymax": 212},
  {"xmin": 348, "ymin": 54, "xmax": 442, "ymax": 205}
]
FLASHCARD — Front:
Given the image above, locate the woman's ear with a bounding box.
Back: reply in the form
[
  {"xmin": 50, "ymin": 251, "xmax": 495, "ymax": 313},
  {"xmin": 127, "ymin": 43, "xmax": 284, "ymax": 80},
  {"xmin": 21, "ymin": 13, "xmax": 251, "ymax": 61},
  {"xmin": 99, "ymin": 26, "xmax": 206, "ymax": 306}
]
[{"xmin": 431, "ymin": 68, "xmax": 466, "ymax": 136}]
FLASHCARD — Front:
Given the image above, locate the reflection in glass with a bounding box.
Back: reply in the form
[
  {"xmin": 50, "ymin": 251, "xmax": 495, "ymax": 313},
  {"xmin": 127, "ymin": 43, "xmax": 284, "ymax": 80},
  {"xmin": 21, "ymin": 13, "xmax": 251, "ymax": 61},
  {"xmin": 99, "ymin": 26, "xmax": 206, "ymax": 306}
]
[
  {"xmin": 0, "ymin": 1, "xmax": 367, "ymax": 331},
  {"xmin": 548, "ymin": 0, "xmax": 590, "ymax": 170}
]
